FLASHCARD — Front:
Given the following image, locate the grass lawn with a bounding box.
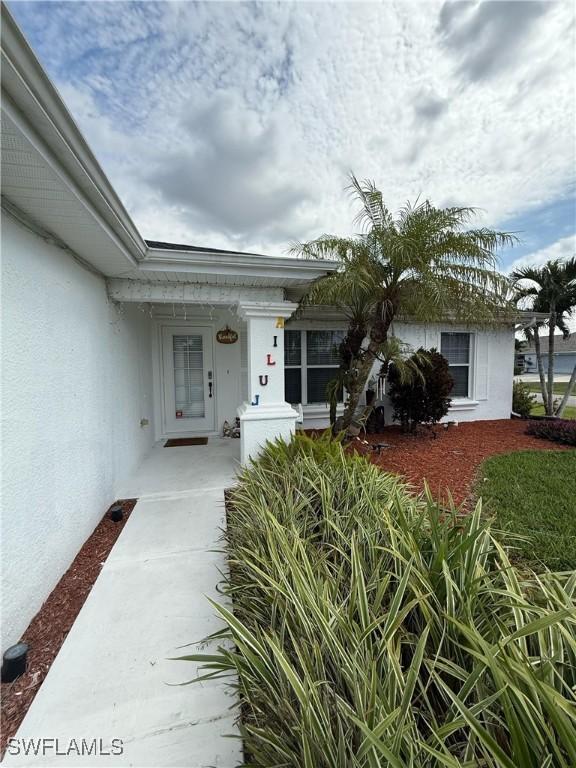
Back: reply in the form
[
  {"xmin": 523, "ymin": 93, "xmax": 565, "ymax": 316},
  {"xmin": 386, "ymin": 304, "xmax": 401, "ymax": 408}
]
[
  {"xmin": 478, "ymin": 450, "xmax": 576, "ymax": 570},
  {"xmin": 530, "ymin": 403, "xmax": 576, "ymax": 419},
  {"xmin": 526, "ymin": 381, "xmax": 572, "ymax": 395}
]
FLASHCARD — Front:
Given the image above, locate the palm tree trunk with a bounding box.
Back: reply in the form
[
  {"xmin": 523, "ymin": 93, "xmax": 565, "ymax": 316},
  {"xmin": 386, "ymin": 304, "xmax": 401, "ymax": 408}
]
[
  {"xmin": 340, "ymin": 310, "xmax": 392, "ymax": 430},
  {"xmin": 556, "ymin": 363, "xmax": 576, "ymax": 418},
  {"xmin": 340, "ymin": 347, "xmax": 378, "ymax": 429},
  {"xmin": 547, "ymin": 310, "xmax": 556, "ymax": 416},
  {"xmin": 533, "ymin": 333, "xmax": 548, "ymax": 411}
]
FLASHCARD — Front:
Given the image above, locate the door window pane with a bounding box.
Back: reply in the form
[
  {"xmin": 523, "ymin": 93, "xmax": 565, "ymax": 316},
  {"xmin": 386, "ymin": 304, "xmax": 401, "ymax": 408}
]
[{"xmin": 173, "ymin": 335, "xmax": 205, "ymax": 418}]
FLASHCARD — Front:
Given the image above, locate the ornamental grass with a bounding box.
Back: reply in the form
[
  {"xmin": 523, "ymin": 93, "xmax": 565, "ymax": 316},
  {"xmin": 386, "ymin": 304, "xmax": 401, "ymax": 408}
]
[{"xmin": 182, "ymin": 433, "xmax": 576, "ymax": 767}]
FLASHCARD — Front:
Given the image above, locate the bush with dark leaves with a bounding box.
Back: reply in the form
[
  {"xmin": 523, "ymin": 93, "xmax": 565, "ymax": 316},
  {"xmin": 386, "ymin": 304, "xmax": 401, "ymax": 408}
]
[
  {"xmin": 526, "ymin": 419, "xmax": 576, "ymax": 446},
  {"xmin": 388, "ymin": 348, "xmax": 453, "ymax": 432}
]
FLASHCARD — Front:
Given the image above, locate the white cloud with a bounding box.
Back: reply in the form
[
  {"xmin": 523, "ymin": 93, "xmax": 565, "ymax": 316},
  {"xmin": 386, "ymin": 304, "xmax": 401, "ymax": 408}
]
[
  {"xmin": 12, "ymin": 0, "xmax": 576, "ymax": 254},
  {"xmin": 508, "ymin": 234, "xmax": 576, "ymax": 274}
]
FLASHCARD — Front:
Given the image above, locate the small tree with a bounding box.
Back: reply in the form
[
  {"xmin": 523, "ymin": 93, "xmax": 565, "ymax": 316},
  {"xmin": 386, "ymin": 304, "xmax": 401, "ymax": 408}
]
[
  {"xmin": 512, "ymin": 258, "xmax": 576, "ymax": 416},
  {"xmin": 388, "ymin": 348, "xmax": 453, "ymax": 432},
  {"xmin": 292, "ymin": 176, "xmax": 514, "ymax": 430},
  {"xmin": 512, "ymin": 380, "xmax": 536, "ymax": 418}
]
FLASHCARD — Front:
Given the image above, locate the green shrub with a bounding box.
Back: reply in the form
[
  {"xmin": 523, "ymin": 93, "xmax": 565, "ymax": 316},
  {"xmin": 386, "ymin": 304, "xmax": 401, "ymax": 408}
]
[
  {"xmin": 526, "ymin": 418, "xmax": 576, "ymax": 446},
  {"xmin": 512, "ymin": 380, "xmax": 536, "ymax": 417},
  {"xmin": 182, "ymin": 434, "xmax": 576, "ymax": 767},
  {"xmin": 388, "ymin": 348, "xmax": 453, "ymax": 431}
]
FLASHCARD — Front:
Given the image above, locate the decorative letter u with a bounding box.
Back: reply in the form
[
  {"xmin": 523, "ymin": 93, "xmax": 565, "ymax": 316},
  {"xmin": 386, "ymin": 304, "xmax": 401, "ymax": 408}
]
[{"xmin": 259, "ymin": 375, "xmax": 268, "ymax": 386}]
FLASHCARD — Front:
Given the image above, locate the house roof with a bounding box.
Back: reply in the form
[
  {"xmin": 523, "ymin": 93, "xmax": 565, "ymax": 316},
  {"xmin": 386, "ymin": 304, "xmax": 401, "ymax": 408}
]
[
  {"xmin": 1, "ymin": 3, "xmax": 147, "ymax": 274},
  {"xmin": 1, "ymin": 5, "xmax": 338, "ymax": 286},
  {"xmin": 145, "ymin": 240, "xmax": 266, "ymax": 258},
  {"xmin": 523, "ymin": 334, "xmax": 576, "ymax": 355}
]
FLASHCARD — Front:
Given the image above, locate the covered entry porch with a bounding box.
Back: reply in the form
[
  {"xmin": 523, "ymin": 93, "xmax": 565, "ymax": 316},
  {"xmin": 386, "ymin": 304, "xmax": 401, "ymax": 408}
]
[{"xmin": 108, "ymin": 278, "xmax": 304, "ymax": 463}]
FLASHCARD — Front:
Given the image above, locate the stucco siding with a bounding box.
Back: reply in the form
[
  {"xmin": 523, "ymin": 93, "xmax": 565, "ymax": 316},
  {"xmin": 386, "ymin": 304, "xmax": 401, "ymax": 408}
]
[
  {"xmin": 1, "ymin": 215, "xmax": 155, "ymax": 648},
  {"xmin": 288, "ymin": 318, "xmax": 514, "ymax": 428}
]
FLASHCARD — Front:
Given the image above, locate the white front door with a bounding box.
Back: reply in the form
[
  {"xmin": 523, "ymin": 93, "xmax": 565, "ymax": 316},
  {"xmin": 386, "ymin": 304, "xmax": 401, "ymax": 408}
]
[{"xmin": 162, "ymin": 326, "xmax": 215, "ymax": 434}]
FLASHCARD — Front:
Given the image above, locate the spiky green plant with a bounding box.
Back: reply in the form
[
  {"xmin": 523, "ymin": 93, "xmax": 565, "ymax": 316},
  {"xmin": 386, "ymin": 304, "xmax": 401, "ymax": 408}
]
[{"xmin": 180, "ymin": 434, "xmax": 576, "ymax": 767}]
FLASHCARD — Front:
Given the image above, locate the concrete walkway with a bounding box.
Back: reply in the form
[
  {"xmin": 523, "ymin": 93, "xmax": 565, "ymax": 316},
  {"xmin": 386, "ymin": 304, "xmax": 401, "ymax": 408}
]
[{"xmin": 4, "ymin": 440, "xmax": 242, "ymax": 768}]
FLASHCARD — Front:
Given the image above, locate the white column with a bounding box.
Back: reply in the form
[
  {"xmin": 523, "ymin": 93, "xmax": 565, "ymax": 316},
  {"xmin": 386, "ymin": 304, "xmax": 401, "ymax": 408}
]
[{"xmin": 236, "ymin": 301, "xmax": 299, "ymax": 464}]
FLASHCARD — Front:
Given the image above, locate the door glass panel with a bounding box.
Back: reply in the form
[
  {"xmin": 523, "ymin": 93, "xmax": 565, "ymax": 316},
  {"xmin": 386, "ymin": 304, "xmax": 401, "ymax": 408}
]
[{"xmin": 173, "ymin": 335, "xmax": 205, "ymax": 418}]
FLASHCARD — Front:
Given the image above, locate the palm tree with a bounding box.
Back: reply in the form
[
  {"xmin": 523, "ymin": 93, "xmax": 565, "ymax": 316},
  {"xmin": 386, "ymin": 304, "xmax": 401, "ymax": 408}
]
[
  {"xmin": 512, "ymin": 258, "xmax": 576, "ymax": 417},
  {"xmin": 290, "ymin": 176, "xmax": 515, "ymax": 430}
]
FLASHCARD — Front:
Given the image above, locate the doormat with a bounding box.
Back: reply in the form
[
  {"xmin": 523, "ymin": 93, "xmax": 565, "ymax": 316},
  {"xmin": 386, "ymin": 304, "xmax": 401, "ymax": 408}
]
[{"xmin": 164, "ymin": 437, "xmax": 208, "ymax": 447}]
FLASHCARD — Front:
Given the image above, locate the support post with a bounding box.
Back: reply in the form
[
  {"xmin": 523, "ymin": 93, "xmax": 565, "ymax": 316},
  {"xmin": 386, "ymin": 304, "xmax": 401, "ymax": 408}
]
[{"xmin": 236, "ymin": 301, "xmax": 299, "ymax": 464}]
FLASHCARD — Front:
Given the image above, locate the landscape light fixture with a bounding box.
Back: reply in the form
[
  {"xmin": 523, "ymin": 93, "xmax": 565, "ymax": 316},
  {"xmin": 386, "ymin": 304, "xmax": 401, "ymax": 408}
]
[
  {"xmin": 1, "ymin": 641, "xmax": 29, "ymax": 682},
  {"xmin": 109, "ymin": 504, "xmax": 123, "ymax": 522}
]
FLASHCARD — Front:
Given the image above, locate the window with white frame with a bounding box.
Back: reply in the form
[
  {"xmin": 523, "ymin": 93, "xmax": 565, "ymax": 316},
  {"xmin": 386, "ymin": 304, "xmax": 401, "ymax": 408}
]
[
  {"xmin": 441, "ymin": 332, "xmax": 472, "ymax": 398},
  {"xmin": 285, "ymin": 330, "xmax": 345, "ymax": 405}
]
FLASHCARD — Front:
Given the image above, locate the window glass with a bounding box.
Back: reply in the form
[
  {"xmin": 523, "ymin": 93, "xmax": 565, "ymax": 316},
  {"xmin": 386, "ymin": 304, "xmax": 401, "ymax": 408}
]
[
  {"xmin": 441, "ymin": 332, "xmax": 471, "ymax": 398},
  {"xmin": 449, "ymin": 366, "xmax": 469, "ymax": 397},
  {"xmin": 307, "ymin": 367, "xmax": 342, "ymax": 404},
  {"xmin": 441, "ymin": 333, "xmax": 470, "ymax": 364},
  {"xmin": 285, "ymin": 330, "xmax": 302, "ymax": 366},
  {"xmin": 307, "ymin": 330, "xmax": 344, "ymax": 366},
  {"xmin": 285, "ymin": 368, "xmax": 302, "ymax": 405},
  {"xmin": 284, "ymin": 329, "xmax": 345, "ymax": 405}
]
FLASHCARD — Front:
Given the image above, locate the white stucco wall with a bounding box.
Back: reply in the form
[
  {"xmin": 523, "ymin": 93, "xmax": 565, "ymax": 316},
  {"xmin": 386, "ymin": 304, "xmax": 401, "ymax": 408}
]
[
  {"xmin": 1, "ymin": 215, "xmax": 155, "ymax": 649},
  {"xmin": 287, "ymin": 318, "xmax": 514, "ymax": 428}
]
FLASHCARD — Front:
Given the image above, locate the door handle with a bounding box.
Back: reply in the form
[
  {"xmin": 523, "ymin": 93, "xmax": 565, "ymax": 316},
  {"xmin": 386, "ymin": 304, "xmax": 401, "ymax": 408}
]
[{"xmin": 209, "ymin": 382, "xmax": 213, "ymax": 398}]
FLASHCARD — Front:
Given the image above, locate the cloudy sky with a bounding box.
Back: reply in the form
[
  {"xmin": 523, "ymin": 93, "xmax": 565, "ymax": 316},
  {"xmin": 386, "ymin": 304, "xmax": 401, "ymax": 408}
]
[{"xmin": 9, "ymin": 0, "xmax": 576, "ymax": 270}]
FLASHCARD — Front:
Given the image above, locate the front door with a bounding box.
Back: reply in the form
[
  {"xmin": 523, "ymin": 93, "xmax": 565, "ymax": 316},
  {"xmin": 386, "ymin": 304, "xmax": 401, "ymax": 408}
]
[{"xmin": 162, "ymin": 326, "xmax": 215, "ymax": 434}]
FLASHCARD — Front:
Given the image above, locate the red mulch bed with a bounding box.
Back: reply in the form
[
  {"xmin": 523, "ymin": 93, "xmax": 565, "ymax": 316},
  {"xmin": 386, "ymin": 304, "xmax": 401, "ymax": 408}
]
[
  {"xmin": 349, "ymin": 419, "xmax": 572, "ymax": 506},
  {"xmin": 0, "ymin": 499, "xmax": 137, "ymax": 758}
]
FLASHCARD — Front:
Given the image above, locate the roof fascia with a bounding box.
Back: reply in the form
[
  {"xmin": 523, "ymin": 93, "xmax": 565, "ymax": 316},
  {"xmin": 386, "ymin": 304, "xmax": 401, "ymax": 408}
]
[
  {"xmin": 1, "ymin": 4, "xmax": 147, "ymax": 263},
  {"xmin": 142, "ymin": 248, "xmax": 340, "ymax": 282}
]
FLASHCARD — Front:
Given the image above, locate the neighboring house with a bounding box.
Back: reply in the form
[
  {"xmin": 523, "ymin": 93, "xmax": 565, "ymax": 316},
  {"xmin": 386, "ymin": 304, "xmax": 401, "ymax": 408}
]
[
  {"xmin": 1, "ymin": 6, "xmax": 517, "ymax": 648},
  {"xmin": 519, "ymin": 334, "xmax": 576, "ymax": 375}
]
